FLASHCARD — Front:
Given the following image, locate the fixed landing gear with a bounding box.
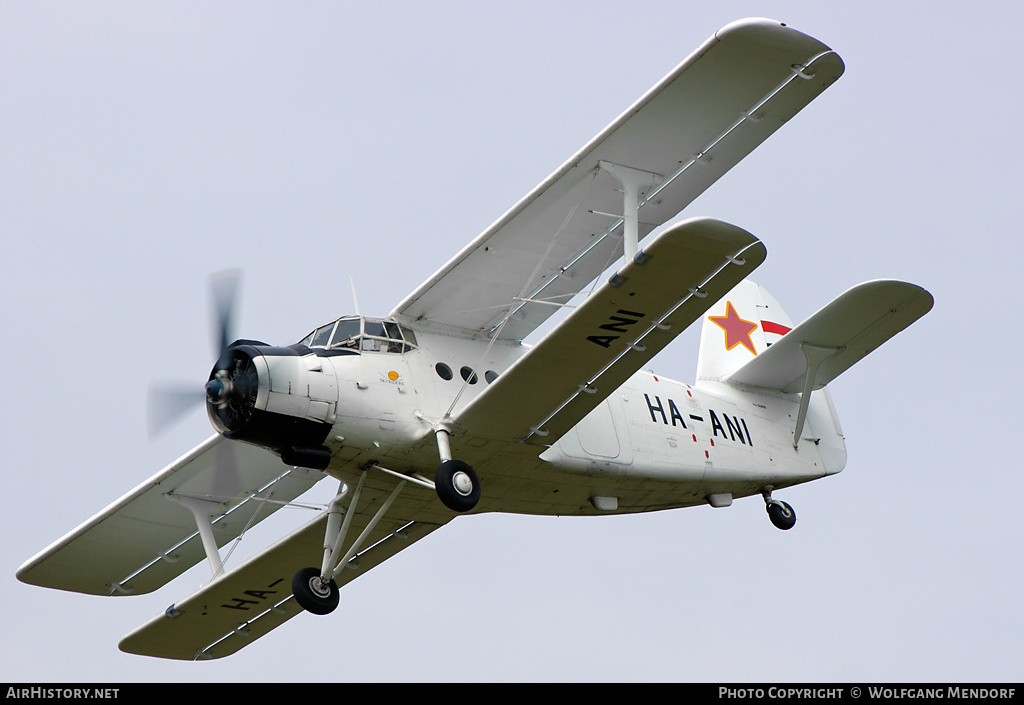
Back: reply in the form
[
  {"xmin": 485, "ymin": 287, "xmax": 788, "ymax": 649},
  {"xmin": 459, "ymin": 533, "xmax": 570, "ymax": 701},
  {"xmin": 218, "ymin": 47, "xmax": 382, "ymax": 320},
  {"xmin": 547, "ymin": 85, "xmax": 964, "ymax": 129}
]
[
  {"xmin": 291, "ymin": 431, "xmax": 481, "ymax": 616},
  {"xmin": 291, "ymin": 567, "xmax": 340, "ymax": 615},
  {"xmin": 767, "ymin": 501, "xmax": 796, "ymax": 530},
  {"xmin": 435, "ymin": 459, "xmax": 481, "ymax": 512},
  {"xmin": 432, "ymin": 428, "xmax": 480, "ymax": 513},
  {"xmin": 292, "ymin": 472, "xmax": 409, "ymax": 616},
  {"xmin": 762, "ymin": 488, "xmax": 796, "ymax": 531}
]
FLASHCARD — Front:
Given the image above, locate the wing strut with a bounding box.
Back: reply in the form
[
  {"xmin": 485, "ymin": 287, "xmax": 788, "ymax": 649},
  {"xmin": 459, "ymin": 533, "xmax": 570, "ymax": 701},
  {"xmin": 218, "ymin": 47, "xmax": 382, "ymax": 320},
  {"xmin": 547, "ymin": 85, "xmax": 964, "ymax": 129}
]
[
  {"xmin": 792, "ymin": 343, "xmax": 839, "ymax": 449},
  {"xmin": 165, "ymin": 494, "xmax": 226, "ymax": 580},
  {"xmin": 598, "ymin": 160, "xmax": 663, "ymax": 262}
]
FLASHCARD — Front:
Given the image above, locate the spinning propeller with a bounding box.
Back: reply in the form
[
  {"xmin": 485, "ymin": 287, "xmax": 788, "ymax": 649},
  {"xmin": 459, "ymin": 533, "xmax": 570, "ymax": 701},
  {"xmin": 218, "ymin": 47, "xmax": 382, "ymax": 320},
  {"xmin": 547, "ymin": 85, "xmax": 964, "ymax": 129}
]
[{"xmin": 147, "ymin": 269, "xmax": 250, "ymax": 437}]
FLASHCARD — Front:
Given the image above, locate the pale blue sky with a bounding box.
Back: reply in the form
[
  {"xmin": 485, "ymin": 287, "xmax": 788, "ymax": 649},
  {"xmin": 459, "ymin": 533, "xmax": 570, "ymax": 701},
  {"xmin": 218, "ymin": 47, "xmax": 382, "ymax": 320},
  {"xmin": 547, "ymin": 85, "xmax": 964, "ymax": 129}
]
[{"xmin": 3, "ymin": 1, "xmax": 1021, "ymax": 682}]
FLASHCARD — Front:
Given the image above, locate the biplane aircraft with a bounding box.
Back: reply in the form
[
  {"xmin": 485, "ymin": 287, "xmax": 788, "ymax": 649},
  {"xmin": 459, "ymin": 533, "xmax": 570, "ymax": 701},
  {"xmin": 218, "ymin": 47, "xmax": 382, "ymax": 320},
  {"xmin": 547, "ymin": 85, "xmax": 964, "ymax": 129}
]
[{"xmin": 17, "ymin": 18, "xmax": 933, "ymax": 660}]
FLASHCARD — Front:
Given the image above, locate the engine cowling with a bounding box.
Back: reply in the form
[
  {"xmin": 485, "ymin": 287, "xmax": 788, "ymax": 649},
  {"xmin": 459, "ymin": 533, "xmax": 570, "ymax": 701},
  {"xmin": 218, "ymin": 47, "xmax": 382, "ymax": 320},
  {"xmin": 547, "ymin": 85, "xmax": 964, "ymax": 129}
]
[{"xmin": 206, "ymin": 342, "xmax": 338, "ymax": 469}]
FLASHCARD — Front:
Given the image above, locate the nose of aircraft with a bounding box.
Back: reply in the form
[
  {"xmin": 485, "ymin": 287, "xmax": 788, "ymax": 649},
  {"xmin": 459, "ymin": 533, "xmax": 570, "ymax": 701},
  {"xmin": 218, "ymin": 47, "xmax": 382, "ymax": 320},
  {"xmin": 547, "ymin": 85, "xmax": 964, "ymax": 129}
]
[
  {"xmin": 205, "ymin": 345, "xmax": 261, "ymax": 436},
  {"xmin": 204, "ymin": 376, "xmax": 229, "ymax": 405}
]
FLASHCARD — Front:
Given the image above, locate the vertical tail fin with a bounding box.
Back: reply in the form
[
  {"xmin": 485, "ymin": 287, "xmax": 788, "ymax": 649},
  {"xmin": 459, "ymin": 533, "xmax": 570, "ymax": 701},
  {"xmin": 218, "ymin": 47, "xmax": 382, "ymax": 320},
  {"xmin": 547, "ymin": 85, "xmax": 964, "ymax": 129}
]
[
  {"xmin": 695, "ymin": 279, "xmax": 846, "ymax": 474},
  {"xmin": 696, "ymin": 280, "xmax": 793, "ymax": 384},
  {"xmin": 696, "ymin": 278, "xmax": 932, "ymax": 474}
]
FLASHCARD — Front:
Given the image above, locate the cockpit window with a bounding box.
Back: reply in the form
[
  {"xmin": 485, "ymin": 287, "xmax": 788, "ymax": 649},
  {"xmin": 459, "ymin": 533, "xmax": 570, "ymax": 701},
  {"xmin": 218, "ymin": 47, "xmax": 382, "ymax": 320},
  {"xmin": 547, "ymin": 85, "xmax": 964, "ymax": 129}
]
[
  {"xmin": 361, "ymin": 318, "xmax": 401, "ymax": 352},
  {"xmin": 311, "ymin": 323, "xmax": 335, "ymax": 347},
  {"xmin": 331, "ymin": 318, "xmax": 360, "ymax": 348},
  {"xmin": 363, "ymin": 319, "xmax": 386, "ymax": 338},
  {"xmin": 298, "ymin": 316, "xmax": 418, "ymax": 354}
]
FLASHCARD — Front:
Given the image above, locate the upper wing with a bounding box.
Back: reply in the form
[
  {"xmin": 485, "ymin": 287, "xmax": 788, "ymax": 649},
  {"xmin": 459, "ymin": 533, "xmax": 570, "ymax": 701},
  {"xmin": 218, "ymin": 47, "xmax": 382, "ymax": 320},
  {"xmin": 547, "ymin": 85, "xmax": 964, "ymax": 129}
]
[
  {"xmin": 726, "ymin": 280, "xmax": 935, "ymax": 393},
  {"xmin": 452, "ymin": 218, "xmax": 765, "ymax": 445},
  {"xmin": 16, "ymin": 435, "xmax": 325, "ymax": 596},
  {"xmin": 118, "ymin": 474, "xmax": 450, "ymax": 660},
  {"xmin": 391, "ymin": 18, "xmax": 843, "ymax": 342}
]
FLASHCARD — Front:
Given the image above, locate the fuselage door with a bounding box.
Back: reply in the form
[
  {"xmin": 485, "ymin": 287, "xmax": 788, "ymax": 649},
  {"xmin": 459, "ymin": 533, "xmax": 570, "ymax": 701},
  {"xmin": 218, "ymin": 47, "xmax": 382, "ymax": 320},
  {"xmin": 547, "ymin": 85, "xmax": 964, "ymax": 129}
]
[{"xmin": 575, "ymin": 400, "xmax": 621, "ymax": 459}]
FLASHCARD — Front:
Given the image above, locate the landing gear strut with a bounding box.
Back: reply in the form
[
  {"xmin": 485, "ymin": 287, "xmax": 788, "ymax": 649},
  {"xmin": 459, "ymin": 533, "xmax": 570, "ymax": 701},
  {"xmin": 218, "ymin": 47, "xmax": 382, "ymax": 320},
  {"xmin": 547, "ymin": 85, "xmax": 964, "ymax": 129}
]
[
  {"xmin": 433, "ymin": 429, "xmax": 480, "ymax": 512},
  {"xmin": 762, "ymin": 488, "xmax": 796, "ymax": 531},
  {"xmin": 292, "ymin": 472, "xmax": 407, "ymax": 616}
]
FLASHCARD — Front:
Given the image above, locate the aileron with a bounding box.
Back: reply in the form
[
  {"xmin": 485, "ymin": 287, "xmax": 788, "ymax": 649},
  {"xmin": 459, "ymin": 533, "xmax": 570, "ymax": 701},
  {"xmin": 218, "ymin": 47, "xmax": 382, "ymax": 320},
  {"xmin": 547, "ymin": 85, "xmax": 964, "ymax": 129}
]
[{"xmin": 391, "ymin": 19, "xmax": 842, "ymax": 342}]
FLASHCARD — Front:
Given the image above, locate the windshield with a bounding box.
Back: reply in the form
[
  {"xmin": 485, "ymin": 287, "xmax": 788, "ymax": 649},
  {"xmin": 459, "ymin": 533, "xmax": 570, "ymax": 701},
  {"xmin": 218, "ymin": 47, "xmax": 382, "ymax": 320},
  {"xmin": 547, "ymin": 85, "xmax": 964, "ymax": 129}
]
[{"xmin": 297, "ymin": 316, "xmax": 417, "ymax": 353}]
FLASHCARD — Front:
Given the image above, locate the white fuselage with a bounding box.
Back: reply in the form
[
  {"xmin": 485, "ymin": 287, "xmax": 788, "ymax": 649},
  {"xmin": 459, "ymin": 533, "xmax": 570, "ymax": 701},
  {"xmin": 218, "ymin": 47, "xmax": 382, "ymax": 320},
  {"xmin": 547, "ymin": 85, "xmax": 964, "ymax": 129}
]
[{"xmin": 260, "ymin": 327, "xmax": 846, "ymax": 516}]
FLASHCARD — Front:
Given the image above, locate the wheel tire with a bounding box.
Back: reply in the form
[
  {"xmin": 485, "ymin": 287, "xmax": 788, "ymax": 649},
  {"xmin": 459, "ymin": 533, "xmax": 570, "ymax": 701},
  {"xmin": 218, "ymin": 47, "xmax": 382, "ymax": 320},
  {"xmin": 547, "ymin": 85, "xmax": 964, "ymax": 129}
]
[
  {"xmin": 767, "ymin": 501, "xmax": 797, "ymax": 531},
  {"xmin": 435, "ymin": 459, "xmax": 481, "ymax": 512},
  {"xmin": 291, "ymin": 567, "xmax": 340, "ymax": 615}
]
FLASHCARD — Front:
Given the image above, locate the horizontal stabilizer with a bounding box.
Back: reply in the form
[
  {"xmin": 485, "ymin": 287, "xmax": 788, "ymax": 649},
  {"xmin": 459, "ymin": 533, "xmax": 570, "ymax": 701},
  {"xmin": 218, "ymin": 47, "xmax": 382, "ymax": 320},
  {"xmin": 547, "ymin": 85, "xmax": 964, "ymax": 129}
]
[
  {"xmin": 727, "ymin": 280, "xmax": 934, "ymax": 392},
  {"xmin": 454, "ymin": 218, "xmax": 765, "ymax": 445}
]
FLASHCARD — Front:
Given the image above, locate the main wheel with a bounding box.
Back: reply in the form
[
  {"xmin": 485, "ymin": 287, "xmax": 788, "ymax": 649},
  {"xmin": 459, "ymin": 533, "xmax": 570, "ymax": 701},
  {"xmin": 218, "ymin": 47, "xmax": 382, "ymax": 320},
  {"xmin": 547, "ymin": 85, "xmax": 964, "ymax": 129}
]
[
  {"xmin": 291, "ymin": 567, "xmax": 340, "ymax": 615},
  {"xmin": 766, "ymin": 501, "xmax": 797, "ymax": 531},
  {"xmin": 435, "ymin": 459, "xmax": 481, "ymax": 512}
]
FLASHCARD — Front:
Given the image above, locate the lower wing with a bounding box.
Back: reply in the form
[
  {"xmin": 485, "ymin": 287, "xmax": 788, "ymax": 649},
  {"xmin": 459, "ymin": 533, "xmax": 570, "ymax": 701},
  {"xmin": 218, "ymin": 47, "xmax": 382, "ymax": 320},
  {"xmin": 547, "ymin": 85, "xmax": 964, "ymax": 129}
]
[
  {"xmin": 17, "ymin": 436, "xmax": 325, "ymax": 596},
  {"xmin": 118, "ymin": 470, "xmax": 447, "ymax": 660}
]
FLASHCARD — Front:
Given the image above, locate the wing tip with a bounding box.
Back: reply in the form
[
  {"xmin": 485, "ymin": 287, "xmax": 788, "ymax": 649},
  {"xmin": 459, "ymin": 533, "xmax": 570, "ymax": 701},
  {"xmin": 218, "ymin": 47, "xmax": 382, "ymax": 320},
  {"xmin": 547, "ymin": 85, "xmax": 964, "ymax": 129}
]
[
  {"xmin": 717, "ymin": 17, "xmax": 831, "ymax": 48},
  {"xmin": 716, "ymin": 17, "xmax": 845, "ymax": 78}
]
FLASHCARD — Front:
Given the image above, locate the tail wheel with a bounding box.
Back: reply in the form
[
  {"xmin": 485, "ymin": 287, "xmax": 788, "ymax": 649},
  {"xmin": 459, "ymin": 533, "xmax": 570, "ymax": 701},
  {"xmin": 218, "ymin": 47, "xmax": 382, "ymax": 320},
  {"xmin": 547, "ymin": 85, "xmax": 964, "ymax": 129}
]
[
  {"xmin": 291, "ymin": 567, "xmax": 339, "ymax": 615},
  {"xmin": 435, "ymin": 459, "xmax": 480, "ymax": 512},
  {"xmin": 766, "ymin": 501, "xmax": 797, "ymax": 531}
]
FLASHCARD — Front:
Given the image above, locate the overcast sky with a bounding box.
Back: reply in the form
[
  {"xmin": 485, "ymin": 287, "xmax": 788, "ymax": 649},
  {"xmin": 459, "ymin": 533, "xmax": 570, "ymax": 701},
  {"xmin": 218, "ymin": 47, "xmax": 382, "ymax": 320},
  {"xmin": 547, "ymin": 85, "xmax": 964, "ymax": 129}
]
[{"xmin": 3, "ymin": 1, "xmax": 1022, "ymax": 683}]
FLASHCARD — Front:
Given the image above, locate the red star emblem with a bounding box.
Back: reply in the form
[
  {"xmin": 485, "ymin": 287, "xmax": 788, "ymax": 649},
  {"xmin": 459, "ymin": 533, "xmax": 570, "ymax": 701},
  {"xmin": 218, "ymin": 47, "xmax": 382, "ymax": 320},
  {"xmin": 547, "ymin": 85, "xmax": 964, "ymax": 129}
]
[{"xmin": 708, "ymin": 301, "xmax": 758, "ymax": 355}]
